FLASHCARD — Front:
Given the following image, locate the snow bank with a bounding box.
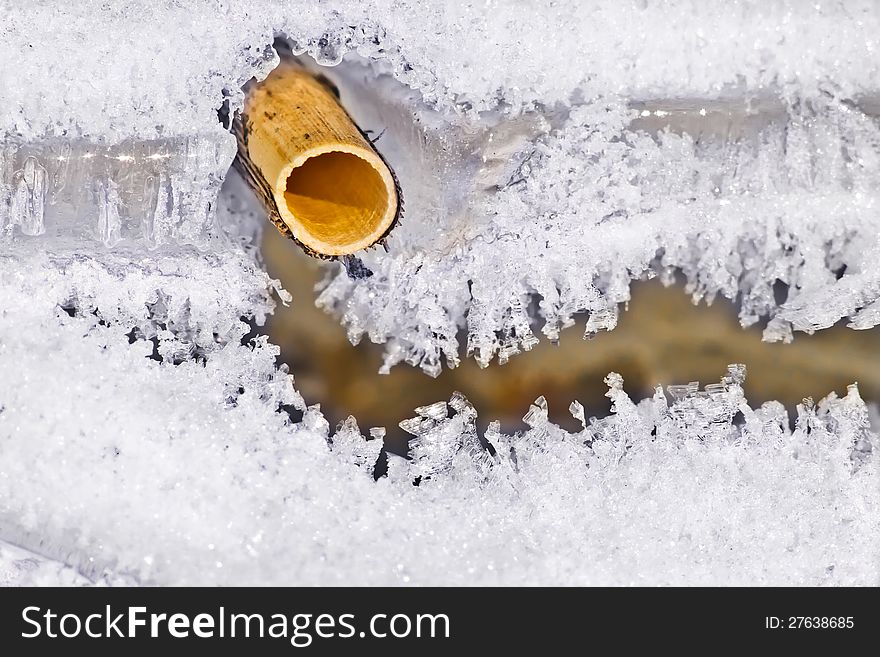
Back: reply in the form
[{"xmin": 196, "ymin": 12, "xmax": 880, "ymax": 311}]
[{"xmin": 1, "ymin": 290, "xmax": 876, "ymax": 584}]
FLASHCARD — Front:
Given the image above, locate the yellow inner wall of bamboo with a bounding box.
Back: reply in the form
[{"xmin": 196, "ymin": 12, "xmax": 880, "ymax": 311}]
[{"xmin": 284, "ymin": 151, "xmax": 390, "ymax": 248}]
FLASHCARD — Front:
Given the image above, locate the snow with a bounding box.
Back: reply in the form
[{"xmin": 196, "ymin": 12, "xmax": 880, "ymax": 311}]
[
  {"xmin": 0, "ymin": 0, "xmax": 878, "ymax": 584},
  {"xmin": 1, "ymin": 299, "xmax": 877, "ymax": 584},
  {"xmin": 1, "ymin": 541, "xmax": 95, "ymax": 587}
]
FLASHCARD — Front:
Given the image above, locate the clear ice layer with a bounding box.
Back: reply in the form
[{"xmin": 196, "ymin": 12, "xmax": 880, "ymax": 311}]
[
  {"xmin": 0, "ymin": 1, "xmax": 878, "ymax": 584},
  {"xmin": 1, "ymin": 135, "xmax": 235, "ymax": 248}
]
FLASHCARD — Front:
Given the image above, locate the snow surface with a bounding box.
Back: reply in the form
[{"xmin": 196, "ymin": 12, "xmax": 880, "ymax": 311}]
[{"xmin": 0, "ymin": 1, "xmax": 878, "ymax": 584}]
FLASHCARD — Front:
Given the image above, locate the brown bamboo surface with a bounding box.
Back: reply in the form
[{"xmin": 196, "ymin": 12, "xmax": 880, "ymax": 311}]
[{"xmin": 234, "ymin": 59, "xmax": 399, "ymax": 257}]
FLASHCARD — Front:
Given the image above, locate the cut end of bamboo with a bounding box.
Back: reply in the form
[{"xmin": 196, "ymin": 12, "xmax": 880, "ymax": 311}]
[
  {"xmin": 280, "ymin": 146, "xmax": 397, "ymax": 256},
  {"xmin": 234, "ymin": 58, "xmax": 400, "ymax": 257}
]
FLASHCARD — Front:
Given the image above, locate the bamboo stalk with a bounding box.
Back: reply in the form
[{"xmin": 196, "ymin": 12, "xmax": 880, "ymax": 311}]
[{"xmin": 231, "ymin": 59, "xmax": 400, "ymax": 257}]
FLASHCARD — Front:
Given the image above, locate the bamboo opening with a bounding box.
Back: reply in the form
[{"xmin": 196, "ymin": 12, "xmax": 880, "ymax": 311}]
[
  {"xmin": 231, "ymin": 57, "xmax": 400, "ymax": 257},
  {"xmin": 284, "ymin": 150, "xmax": 391, "ymax": 251}
]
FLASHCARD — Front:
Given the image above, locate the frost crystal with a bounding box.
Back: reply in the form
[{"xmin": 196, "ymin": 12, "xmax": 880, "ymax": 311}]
[{"xmin": 331, "ymin": 416, "xmax": 383, "ymax": 475}]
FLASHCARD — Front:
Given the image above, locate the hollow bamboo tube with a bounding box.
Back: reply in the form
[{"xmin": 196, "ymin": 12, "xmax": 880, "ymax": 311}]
[{"xmin": 232, "ymin": 60, "xmax": 400, "ymax": 257}]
